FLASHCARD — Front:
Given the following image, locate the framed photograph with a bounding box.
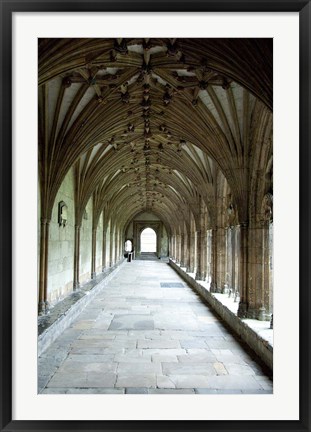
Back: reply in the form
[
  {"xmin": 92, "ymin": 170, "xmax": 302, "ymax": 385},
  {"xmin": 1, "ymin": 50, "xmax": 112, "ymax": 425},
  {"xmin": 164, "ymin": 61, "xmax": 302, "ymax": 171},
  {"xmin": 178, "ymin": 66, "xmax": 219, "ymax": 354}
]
[{"xmin": 1, "ymin": 0, "xmax": 310, "ymax": 431}]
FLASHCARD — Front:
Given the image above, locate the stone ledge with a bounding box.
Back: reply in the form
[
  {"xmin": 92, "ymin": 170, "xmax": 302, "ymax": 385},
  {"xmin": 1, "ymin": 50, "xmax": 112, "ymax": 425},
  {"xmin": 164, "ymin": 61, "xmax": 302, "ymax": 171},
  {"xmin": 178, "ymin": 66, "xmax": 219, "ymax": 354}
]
[
  {"xmin": 169, "ymin": 259, "xmax": 273, "ymax": 371},
  {"xmin": 38, "ymin": 259, "xmax": 126, "ymax": 356}
]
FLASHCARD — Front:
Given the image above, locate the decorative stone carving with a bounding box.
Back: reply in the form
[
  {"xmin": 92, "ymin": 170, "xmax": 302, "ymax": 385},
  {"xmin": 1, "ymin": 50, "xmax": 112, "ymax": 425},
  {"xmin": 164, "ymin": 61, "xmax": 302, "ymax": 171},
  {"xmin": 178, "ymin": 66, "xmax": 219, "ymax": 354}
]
[
  {"xmin": 58, "ymin": 201, "xmax": 68, "ymax": 227},
  {"xmin": 261, "ymin": 193, "xmax": 273, "ymax": 222},
  {"xmin": 226, "ymin": 195, "xmax": 237, "ymax": 226}
]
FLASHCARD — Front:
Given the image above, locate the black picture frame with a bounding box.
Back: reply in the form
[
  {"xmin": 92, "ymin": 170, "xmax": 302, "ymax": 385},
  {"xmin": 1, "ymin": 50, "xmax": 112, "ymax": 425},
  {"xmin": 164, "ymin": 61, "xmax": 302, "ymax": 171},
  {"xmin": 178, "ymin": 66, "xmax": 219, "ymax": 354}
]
[{"xmin": 1, "ymin": 1, "xmax": 310, "ymax": 431}]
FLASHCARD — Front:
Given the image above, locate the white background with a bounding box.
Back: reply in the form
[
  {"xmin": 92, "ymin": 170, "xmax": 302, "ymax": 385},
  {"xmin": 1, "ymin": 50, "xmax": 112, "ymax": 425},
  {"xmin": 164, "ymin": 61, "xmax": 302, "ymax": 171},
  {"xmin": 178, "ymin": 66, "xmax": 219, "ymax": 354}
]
[{"xmin": 12, "ymin": 12, "xmax": 299, "ymax": 421}]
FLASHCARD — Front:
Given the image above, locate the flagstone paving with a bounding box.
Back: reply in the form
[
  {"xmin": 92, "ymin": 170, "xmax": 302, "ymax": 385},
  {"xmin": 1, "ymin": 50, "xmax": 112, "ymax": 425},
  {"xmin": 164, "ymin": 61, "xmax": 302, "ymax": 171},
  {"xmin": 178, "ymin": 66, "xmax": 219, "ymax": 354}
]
[{"xmin": 38, "ymin": 260, "xmax": 273, "ymax": 394}]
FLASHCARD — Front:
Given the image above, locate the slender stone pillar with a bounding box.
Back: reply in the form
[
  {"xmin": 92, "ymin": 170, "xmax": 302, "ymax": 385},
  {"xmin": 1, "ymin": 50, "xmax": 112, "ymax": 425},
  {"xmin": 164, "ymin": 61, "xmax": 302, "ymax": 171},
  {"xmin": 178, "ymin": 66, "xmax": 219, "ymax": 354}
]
[
  {"xmin": 224, "ymin": 227, "xmax": 231, "ymax": 294},
  {"xmin": 233, "ymin": 226, "xmax": 240, "ymax": 301},
  {"xmin": 73, "ymin": 225, "xmax": 81, "ymax": 289},
  {"xmin": 216, "ymin": 227, "xmax": 227, "ymax": 293},
  {"xmin": 247, "ymin": 224, "xmax": 262, "ymax": 318},
  {"xmin": 195, "ymin": 230, "xmax": 204, "ymax": 280},
  {"xmin": 258, "ymin": 221, "xmax": 272, "ymax": 320},
  {"xmin": 206, "ymin": 229, "xmax": 212, "ymax": 284},
  {"xmin": 91, "ymin": 227, "xmax": 97, "ymax": 279},
  {"xmin": 210, "ymin": 228, "xmax": 218, "ymax": 292},
  {"xmin": 237, "ymin": 223, "xmax": 249, "ymax": 318},
  {"xmin": 176, "ymin": 234, "xmax": 181, "ymax": 264},
  {"xmin": 115, "ymin": 229, "xmax": 119, "ymax": 263},
  {"xmin": 201, "ymin": 230, "xmax": 207, "ymax": 280},
  {"xmin": 185, "ymin": 232, "xmax": 191, "ymax": 272},
  {"xmin": 38, "ymin": 218, "xmax": 50, "ymax": 314},
  {"xmin": 195, "ymin": 230, "xmax": 206, "ymax": 280},
  {"xmin": 102, "ymin": 224, "xmax": 106, "ymax": 272},
  {"xmin": 180, "ymin": 233, "xmax": 185, "ymax": 267},
  {"xmin": 189, "ymin": 230, "xmax": 195, "ymax": 273},
  {"xmin": 172, "ymin": 235, "xmax": 176, "ymax": 260},
  {"xmin": 110, "ymin": 226, "xmax": 114, "ymax": 267}
]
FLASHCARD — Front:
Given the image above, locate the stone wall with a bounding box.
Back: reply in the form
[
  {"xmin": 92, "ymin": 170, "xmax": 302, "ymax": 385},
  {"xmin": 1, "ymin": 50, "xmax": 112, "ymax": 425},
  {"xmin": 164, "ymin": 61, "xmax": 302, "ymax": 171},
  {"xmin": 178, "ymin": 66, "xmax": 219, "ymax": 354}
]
[{"xmin": 47, "ymin": 168, "xmax": 75, "ymax": 305}]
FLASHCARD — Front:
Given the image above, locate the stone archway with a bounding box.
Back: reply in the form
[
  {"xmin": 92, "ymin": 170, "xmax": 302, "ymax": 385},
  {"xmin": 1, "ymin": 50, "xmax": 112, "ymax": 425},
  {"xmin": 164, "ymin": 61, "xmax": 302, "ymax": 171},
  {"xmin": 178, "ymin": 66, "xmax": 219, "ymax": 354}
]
[
  {"xmin": 140, "ymin": 228, "xmax": 157, "ymax": 252},
  {"xmin": 133, "ymin": 221, "xmax": 162, "ymax": 257}
]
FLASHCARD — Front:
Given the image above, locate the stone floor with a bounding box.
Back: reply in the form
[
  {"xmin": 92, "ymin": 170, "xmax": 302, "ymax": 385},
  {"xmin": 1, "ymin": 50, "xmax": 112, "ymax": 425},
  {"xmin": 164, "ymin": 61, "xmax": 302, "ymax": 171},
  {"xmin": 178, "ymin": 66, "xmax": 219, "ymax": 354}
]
[{"xmin": 38, "ymin": 260, "xmax": 273, "ymax": 394}]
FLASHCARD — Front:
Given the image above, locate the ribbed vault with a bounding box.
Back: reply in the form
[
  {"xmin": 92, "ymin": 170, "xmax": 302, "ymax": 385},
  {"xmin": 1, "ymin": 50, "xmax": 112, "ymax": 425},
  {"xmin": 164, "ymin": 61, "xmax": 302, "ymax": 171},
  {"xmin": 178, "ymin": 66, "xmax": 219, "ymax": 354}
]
[
  {"xmin": 39, "ymin": 38, "xmax": 272, "ymax": 226},
  {"xmin": 38, "ymin": 38, "xmax": 273, "ymax": 319}
]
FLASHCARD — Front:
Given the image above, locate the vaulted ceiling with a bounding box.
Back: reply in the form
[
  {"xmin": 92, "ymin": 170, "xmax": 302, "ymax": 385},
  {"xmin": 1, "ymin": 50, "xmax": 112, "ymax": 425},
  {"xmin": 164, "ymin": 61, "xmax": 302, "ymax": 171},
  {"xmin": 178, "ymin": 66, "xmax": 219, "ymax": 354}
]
[{"xmin": 38, "ymin": 38, "xmax": 273, "ymax": 230}]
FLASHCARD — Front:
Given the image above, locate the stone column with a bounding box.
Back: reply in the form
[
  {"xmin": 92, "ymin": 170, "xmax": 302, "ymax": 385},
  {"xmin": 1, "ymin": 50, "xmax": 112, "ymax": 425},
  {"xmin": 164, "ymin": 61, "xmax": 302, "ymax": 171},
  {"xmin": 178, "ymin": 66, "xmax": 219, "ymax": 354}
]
[
  {"xmin": 189, "ymin": 230, "xmax": 195, "ymax": 273},
  {"xmin": 38, "ymin": 218, "xmax": 50, "ymax": 314},
  {"xmin": 210, "ymin": 228, "xmax": 218, "ymax": 292},
  {"xmin": 185, "ymin": 232, "xmax": 191, "ymax": 272},
  {"xmin": 110, "ymin": 225, "xmax": 114, "ymax": 267},
  {"xmin": 229, "ymin": 227, "xmax": 236, "ymax": 297},
  {"xmin": 195, "ymin": 231, "xmax": 204, "ymax": 280},
  {"xmin": 176, "ymin": 234, "xmax": 181, "ymax": 264},
  {"xmin": 224, "ymin": 227, "xmax": 232, "ymax": 294},
  {"xmin": 102, "ymin": 223, "xmax": 106, "ymax": 272},
  {"xmin": 206, "ymin": 229, "xmax": 212, "ymax": 284},
  {"xmin": 258, "ymin": 221, "xmax": 273, "ymax": 320},
  {"xmin": 180, "ymin": 233, "xmax": 185, "ymax": 267},
  {"xmin": 237, "ymin": 223, "xmax": 249, "ymax": 318},
  {"xmin": 216, "ymin": 227, "xmax": 226, "ymax": 293},
  {"xmin": 172, "ymin": 235, "xmax": 177, "ymax": 260},
  {"xmin": 114, "ymin": 229, "xmax": 119, "ymax": 265},
  {"xmin": 73, "ymin": 224, "xmax": 81, "ymax": 288},
  {"xmin": 195, "ymin": 230, "xmax": 206, "ymax": 280},
  {"xmin": 233, "ymin": 226, "xmax": 240, "ymax": 301},
  {"xmin": 201, "ymin": 230, "xmax": 207, "ymax": 280},
  {"xmin": 91, "ymin": 227, "xmax": 97, "ymax": 279},
  {"xmin": 247, "ymin": 224, "xmax": 261, "ymax": 318},
  {"xmin": 119, "ymin": 231, "xmax": 124, "ymax": 261}
]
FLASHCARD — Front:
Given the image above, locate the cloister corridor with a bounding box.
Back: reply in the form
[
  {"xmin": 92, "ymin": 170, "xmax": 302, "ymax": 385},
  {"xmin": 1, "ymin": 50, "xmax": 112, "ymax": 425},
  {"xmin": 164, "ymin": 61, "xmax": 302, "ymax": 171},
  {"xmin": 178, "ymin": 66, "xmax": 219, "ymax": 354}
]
[
  {"xmin": 38, "ymin": 260, "xmax": 272, "ymax": 395},
  {"xmin": 37, "ymin": 38, "xmax": 274, "ymax": 398}
]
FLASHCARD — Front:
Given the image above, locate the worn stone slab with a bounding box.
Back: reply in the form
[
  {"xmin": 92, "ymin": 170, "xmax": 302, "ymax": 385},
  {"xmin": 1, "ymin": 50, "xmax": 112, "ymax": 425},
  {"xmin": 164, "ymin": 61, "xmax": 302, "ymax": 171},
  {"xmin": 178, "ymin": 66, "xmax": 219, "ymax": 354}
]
[
  {"xmin": 67, "ymin": 354, "xmax": 115, "ymax": 363},
  {"xmin": 116, "ymin": 375, "xmax": 156, "ymax": 388},
  {"xmin": 204, "ymin": 375, "xmax": 263, "ymax": 390},
  {"xmin": 70, "ymin": 347, "xmax": 125, "ymax": 355},
  {"xmin": 168, "ymin": 375, "xmax": 210, "ymax": 389},
  {"xmin": 47, "ymin": 371, "xmax": 117, "ymax": 388},
  {"xmin": 224, "ymin": 363, "xmax": 256, "ymax": 376},
  {"xmin": 162, "ymin": 362, "xmax": 216, "ymax": 376},
  {"xmin": 213, "ymin": 362, "xmax": 228, "ymax": 375},
  {"xmin": 142, "ymin": 348, "xmax": 187, "ymax": 357},
  {"xmin": 72, "ymin": 339, "xmax": 137, "ymax": 350},
  {"xmin": 156, "ymin": 375, "xmax": 176, "ymax": 389},
  {"xmin": 180, "ymin": 339, "xmax": 208, "ymax": 349},
  {"xmin": 117, "ymin": 362, "xmax": 162, "ymax": 375},
  {"xmin": 109, "ymin": 315, "xmax": 155, "ymax": 330},
  {"xmin": 177, "ymin": 352, "xmax": 216, "ymax": 363},
  {"xmin": 137, "ymin": 339, "xmax": 181, "ymax": 349},
  {"xmin": 152, "ymin": 354, "xmax": 178, "ymax": 363},
  {"xmin": 57, "ymin": 360, "xmax": 117, "ymax": 374}
]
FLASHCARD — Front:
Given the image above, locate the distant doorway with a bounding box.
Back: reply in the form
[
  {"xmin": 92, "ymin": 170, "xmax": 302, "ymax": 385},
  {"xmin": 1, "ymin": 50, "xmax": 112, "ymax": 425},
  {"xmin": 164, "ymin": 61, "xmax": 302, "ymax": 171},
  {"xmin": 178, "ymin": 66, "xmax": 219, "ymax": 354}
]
[
  {"xmin": 140, "ymin": 228, "xmax": 157, "ymax": 252},
  {"xmin": 125, "ymin": 239, "xmax": 133, "ymax": 252}
]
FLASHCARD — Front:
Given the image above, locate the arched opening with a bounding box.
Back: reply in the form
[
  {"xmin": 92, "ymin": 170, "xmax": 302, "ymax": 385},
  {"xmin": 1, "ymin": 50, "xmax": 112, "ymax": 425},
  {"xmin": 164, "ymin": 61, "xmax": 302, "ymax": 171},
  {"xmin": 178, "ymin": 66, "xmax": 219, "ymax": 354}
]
[
  {"xmin": 124, "ymin": 239, "xmax": 132, "ymax": 252},
  {"xmin": 140, "ymin": 228, "xmax": 157, "ymax": 252}
]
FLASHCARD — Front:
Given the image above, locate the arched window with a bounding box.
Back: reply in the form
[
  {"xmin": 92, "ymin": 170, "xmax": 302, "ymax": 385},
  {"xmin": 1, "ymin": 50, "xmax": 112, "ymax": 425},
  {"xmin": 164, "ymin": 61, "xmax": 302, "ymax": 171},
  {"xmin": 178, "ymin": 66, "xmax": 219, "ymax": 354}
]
[{"xmin": 140, "ymin": 228, "xmax": 156, "ymax": 252}]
